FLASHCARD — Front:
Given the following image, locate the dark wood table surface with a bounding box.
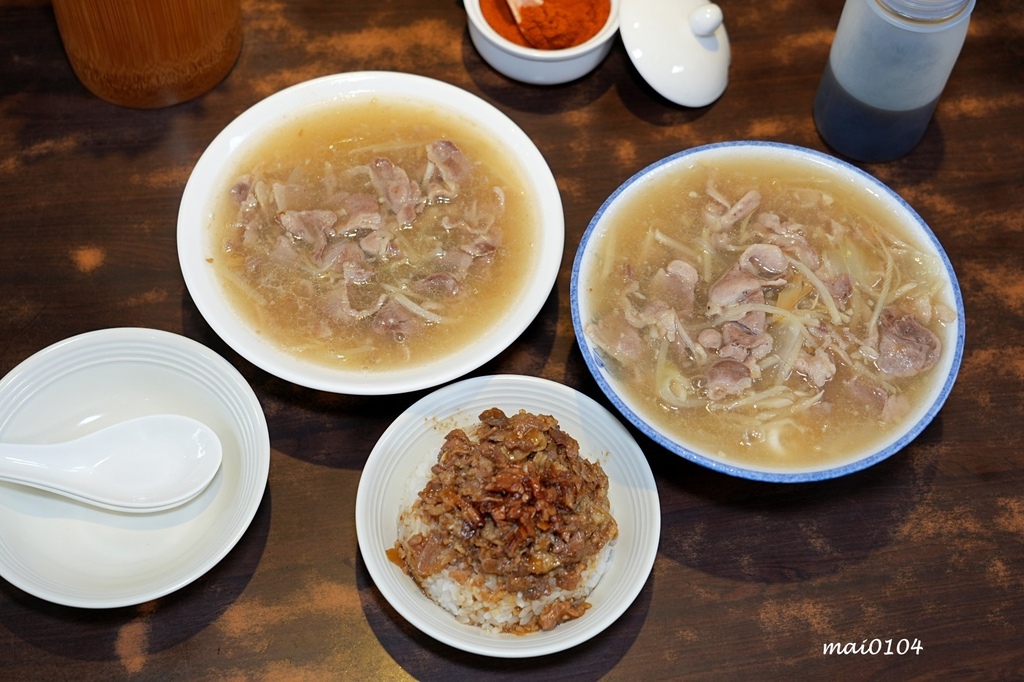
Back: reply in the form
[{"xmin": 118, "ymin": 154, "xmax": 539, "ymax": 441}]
[{"xmin": 2, "ymin": 0, "xmax": 1022, "ymax": 679}]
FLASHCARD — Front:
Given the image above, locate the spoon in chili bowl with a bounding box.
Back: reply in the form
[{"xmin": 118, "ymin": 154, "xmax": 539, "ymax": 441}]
[{"xmin": 505, "ymin": 0, "xmax": 543, "ymax": 25}]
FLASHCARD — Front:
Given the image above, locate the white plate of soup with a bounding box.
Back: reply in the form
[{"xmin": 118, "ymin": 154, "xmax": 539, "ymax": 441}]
[
  {"xmin": 571, "ymin": 141, "xmax": 964, "ymax": 482},
  {"xmin": 356, "ymin": 374, "xmax": 660, "ymax": 657},
  {"xmin": 178, "ymin": 72, "xmax": 563, "ymax": 394}
]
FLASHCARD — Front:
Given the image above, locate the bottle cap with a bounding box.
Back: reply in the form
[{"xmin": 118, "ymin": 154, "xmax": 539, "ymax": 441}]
[
  {"xmin": 619, "ymin": 0, "xmax": 731, "ymax": 107},
  {"xmin": 877, "ymin": 0, "xmax": 973, "ymax": 22}
]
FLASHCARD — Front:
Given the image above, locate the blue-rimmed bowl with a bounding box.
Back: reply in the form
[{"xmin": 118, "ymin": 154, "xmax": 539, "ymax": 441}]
[{"xmin": 570, "ymin": 141, "xmax": 965, "ymax": 483}]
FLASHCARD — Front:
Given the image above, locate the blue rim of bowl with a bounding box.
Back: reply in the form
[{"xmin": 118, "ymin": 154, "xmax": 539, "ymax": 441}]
[{"xmin": 570, "ymin": 140, "xmax": 966, "ymax": 483}]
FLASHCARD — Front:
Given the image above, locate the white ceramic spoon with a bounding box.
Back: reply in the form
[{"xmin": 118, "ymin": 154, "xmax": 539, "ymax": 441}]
[
  {"xmin": 0, "ymin": 415, "xmax": 222, "ymax": 513},
  {"xmin": 505, "ymin": 0, "xmax": 543, "ymax": 25}
]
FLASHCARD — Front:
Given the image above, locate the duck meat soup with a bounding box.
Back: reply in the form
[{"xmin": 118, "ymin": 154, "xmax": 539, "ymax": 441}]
[
  {"xmin": 207, "ymin": 97, "xmax": 539, "ymax": 372},
  {"xmin": 582, "ymin": 157, "xmax": 957, "ymax": 471}
]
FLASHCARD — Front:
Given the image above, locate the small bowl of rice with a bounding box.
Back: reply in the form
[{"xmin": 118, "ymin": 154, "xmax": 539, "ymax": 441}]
[
  {"xmin": 571, "ymin": 141, "xmax": 965, "ymax": 483},
  {"xmin": 355, "ymin": 374, "xmax": 660, "ymax": 657}
]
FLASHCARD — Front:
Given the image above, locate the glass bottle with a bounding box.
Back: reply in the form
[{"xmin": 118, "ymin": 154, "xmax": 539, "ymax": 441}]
[{"xmin": 812, "ymin": 0, "xmax": 974, "ymax": 163}]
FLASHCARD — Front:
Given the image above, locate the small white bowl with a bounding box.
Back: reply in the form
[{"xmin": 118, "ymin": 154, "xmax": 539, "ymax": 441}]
[
  {"xmin": 571, "ymin": 141, "xmax": 965, "ymax": 483},
  {"xmin": 356, "ymin": 374, "xmax": 660, "ymax": 657},
  {"xmin": 0, "ymin": 328, "xmax": 269, "ymax": 608},
  {"xmin": 178, "ymin": 72, "xmax": 563, "ymax": 395},
  {"xmin": 465, "ymin": 0, "xmax": 620, "ymax": 85}
]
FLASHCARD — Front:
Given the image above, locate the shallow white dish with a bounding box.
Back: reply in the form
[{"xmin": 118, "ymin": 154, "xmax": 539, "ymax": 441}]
[
  {"xmin": 355, "ymin": 374, "xmax": 660, "ymax": 658},
  {"xmin": 571, "ymin": 141, "xmax": 965, "ymax": 483},
  {"xmin": 178, "ymin": 71, "xmax": 564, "ymax": 395},
  {"xmin": 0, "ymin": 328, "xmax": 269, "ymax": 608}
]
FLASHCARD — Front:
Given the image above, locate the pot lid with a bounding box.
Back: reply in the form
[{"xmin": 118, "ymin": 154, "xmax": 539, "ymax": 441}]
[{"xmin": 619, "ymin": 0, "xmax": 731, "ymax": 107}]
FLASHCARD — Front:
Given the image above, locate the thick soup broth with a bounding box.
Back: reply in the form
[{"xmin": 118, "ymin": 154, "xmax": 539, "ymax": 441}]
[
  {"xmin": 583, "ymin": 156, "xmax": 956, "ymax": 470},
  {"xmin": 209, "ymin": 97, "xmax": 537, "ymax": 371}
]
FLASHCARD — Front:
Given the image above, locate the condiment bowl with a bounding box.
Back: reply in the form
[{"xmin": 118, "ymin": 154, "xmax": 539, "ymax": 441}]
[
  {"xmin": 178, "ymin": 71, "xmax": 563, "ymax": 395},
  {"xmin": 465, "ymin": 0, "xmax": 620, "ymax": 85},
  {"xmin": 571, "ymin": 141, "xmax": 965, "ymax": 483}
]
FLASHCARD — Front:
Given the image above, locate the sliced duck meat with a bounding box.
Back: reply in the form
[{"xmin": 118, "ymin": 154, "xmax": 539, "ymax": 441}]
[
  {"xmin": 461, "ymin": 229, "xmax": 501, "ymax": 258},
  {"xmin": 739, "ymin": 243, "xmax": 788, "ymax": 278},
  {"xmin": 719, "ymin": 189, "xmax": 761, "ymax": 227},
  {"xmin": 369, "ymin": 156, "xmax": 424, "ymax": 225},
  {"xmin": 757, "ymin": 213, "xmax": 822, "ymax": 270},
  {"xmin": 269, "ymin": 234, "xmax": 302, "ymax": 267},
  {"xmin": 625, "ymin": 299, "xmax": 677, "ymax": 341},
  {"xmin": 412, "ymin": 272, "xmax": 460, "ymax": 298},
  {"xmin": 845, "ymin": 374, "xmax": 911, "ymax": 422},
  {"xmin": 875, "ymin": 308, "xmax": 941, "ymax": 378},
  {"xmin": 650, "ymin": 260, "xmax": 699, "ymax": 318},
  {"xmin": 372, "ymin": 298, "xmax": 422, "ymax": 338},
  {"xmin": 794, "ymin": 347, "xmax": 837, "ymax": 388},
  {"xmin": 341, "ymin": 193, "xmax": 382, "ymax": 231},
  {"xmin": 845, "ymin": 374, "xmax": 888, "ymax": 412},
  {"xmin": 276, "ymin": 209, "xmax": 337, "ymax": 257},
  {"xmin": 721, "ymin": 322, "xmax": 773, "ymax": 361},
  {"xmin": 586, "ymin": 314, "xmax": 645, "ymax": 364},
  {"xmin": 317, "ymin": 238, "xmax": 370, "ymax": 275},
  {"xmin": 705, "ymin": 360, "xmax": 752, "ymax": 400},
  {"xmin": 697, "ymin": 328, "xmax": 723, "ymax": 350},
  {"xmin": 230, "ymin": 175, "xmax": 252, "ymax": 204},
  {"xmin": 359, "ymin": 229, "xmax": 396, "ymax": 260},
  {"xmin": 324, "ymin": 283, "xmax": 386, "ymax": 321},
  {"xmin": 426, "ymin": 140, "xmax": 473, "ymax": 197},
  {"xmin": 707, "ymin": 265, "xmax": 763, "ymax": 316},
  {"xmin": 828, "ymin": 273, "xmax": 853, "ymax": 303},
  {"xmin": 707, "ymin": 264, "xmax": 768, "ymax": 333}
]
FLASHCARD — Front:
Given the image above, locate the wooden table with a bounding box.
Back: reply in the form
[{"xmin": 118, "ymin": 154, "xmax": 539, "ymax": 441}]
[{"xmin": 1, "ymin": 0, "xmax": 1022, "ymax": 679}]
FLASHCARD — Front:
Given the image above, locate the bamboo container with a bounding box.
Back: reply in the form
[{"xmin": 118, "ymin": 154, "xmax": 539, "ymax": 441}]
[{"xmin": 52, "ymin": 0, "xmax": 242, "ymax": 108}]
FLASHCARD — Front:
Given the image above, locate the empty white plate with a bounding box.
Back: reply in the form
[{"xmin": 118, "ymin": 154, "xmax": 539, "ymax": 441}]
[{"xmin": 0, "ymin": 328, "xmax": 270, "ymax": 608}]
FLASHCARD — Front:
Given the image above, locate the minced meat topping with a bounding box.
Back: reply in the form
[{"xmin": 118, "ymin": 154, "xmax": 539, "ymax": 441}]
[{"xmin": 387, "ymin": 408, "xmax": 618, "ymax": 632}]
